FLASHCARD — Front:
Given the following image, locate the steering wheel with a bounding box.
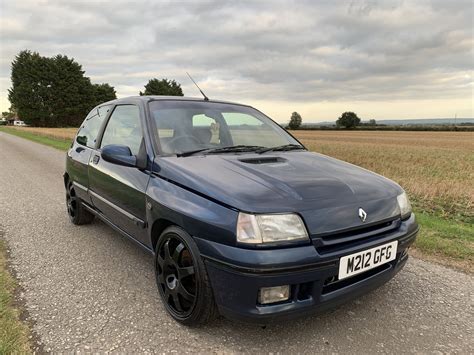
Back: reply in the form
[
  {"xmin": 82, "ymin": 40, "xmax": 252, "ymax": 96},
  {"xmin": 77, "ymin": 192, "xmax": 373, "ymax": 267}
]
[{"xmin": 167, "ymin": 135, "xmax": 202, "ymax": 150}]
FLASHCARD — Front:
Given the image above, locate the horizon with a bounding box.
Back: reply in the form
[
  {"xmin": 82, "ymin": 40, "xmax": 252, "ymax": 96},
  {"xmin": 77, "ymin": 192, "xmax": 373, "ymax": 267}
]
[
  {"xmin": 301, "ymin": 117, "xmax": 474, "ymax": 124},
  {"xmin": 1, "ymin": 1, "xmax": 473, "ymax": 123}
]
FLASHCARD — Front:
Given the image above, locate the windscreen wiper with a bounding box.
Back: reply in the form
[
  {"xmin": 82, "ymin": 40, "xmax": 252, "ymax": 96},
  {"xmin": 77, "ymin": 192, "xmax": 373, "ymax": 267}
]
[
  {"xmin": 256, "ymin": 144, "xmax": 306, "ymax": 154},
  {"xmin": 177, "ymin": 148, "xmax": 212, "ymax": 157},
  {"xmin": 177, "ymin": 145, "xmax": 265, "ymax": 157},
  {"xmin": 206, "ymin": 145, "xmax": 266, "ymax": 154}
]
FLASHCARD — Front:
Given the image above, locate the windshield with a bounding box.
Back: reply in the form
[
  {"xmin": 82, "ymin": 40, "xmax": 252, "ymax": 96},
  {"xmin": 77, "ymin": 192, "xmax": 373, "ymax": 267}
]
[{"xmin": 149, "ymin": 100, "xmax": 301, "ymax": 155}]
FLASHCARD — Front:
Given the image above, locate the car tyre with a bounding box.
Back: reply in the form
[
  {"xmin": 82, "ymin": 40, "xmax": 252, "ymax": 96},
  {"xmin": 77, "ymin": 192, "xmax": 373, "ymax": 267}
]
[
  {"xmin": 155, "ymin": 226, "xmax": 217, "ymax": 326},
  {"xmin": 66, "ymin": 182, "xmax": 94, "ymax": 225}
]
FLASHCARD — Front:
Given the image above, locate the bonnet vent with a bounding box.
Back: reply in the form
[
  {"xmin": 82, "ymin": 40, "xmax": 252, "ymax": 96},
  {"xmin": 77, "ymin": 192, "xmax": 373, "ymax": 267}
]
[{"xmin": 238, "ymin": 157, "xmax": 286, "ymax": 164}]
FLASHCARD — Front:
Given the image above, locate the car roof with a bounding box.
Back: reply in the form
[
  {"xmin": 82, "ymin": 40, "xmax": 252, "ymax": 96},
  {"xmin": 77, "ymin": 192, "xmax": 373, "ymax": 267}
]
[{"xmin": 99, "ymin": 95, "xmax": 250, "ymax": 108}]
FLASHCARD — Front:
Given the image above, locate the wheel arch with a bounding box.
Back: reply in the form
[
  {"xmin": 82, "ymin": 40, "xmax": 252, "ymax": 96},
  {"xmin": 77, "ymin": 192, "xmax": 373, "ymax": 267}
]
[
  {"xmin": 151, "ymin": 218, "xmax": 179, "ymax": 252},
  {"xmin": 63, "ymin": 172, "xmax": 70, "ymax": 188}
]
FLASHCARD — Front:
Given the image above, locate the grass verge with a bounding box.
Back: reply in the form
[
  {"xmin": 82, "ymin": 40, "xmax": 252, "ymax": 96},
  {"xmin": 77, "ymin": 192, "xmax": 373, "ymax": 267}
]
[
  {"xmin": 0, "ymin": 239, "xmax": 32, "ymax": 354},
  {"xmin": 413, "ymin": 213, "xmax": 473, "ymax": 273},
  {"xmin": 0, "ymin": 126, "xmax": 71, "ymax": 151}
]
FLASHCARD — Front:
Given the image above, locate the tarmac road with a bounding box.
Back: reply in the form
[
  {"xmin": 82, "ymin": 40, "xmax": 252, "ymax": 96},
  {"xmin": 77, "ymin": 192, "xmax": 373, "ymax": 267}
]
[{"xmin": 0, "ymin": 132, "xmax": 472, "ymax": 354}]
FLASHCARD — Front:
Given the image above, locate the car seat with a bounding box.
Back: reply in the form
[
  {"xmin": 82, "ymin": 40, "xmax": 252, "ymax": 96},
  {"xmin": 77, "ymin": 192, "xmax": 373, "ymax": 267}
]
[{"xmin": 193, "ymin": 127, "xmax": 212, "ymax": 145}]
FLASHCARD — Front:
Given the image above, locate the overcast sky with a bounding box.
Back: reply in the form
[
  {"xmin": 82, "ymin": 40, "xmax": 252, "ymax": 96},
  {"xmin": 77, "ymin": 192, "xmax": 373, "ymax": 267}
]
[{"xmin": 1, "ymin": 0, "xmax": 472, "ymax": 122}]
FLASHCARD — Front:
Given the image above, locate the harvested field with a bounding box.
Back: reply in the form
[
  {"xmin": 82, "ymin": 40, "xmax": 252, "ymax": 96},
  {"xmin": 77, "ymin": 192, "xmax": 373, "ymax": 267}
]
[
  {"xmin": 292, "ymin": 130, "xmax": 474, "ymax": 223},
  {"xmin": 8, "ymin": 127, "xmax": 77, "ymax": 141}
]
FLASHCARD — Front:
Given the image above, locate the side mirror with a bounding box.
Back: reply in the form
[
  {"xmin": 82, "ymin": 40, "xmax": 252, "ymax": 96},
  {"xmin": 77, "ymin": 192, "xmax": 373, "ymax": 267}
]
[{"xmin": 101, "ymin": 144, "xmax": 137, "ymax": 168}]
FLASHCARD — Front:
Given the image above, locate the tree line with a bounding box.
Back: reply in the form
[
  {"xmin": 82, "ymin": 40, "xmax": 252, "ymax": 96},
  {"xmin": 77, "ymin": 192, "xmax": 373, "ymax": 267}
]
[
  {"xmin": 287, "ymin": 111, "xmax": 367, "ymax": 129},
  {"xmin": 7, "ymin": 50, "xmax": 184, "ymax": 127}
]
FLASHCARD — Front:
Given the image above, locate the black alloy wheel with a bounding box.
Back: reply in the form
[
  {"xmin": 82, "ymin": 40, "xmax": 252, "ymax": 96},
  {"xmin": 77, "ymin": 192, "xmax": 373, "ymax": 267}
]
[
  {"xmin": 156, "ymin": 237, "xmax": 197, "ymax": 316},
  {"xmin": 66, "ymin": 184, "xmax": 78, "ymax": 221},
  {"xmin": 65, "ymin": 182, "xmax": 94, "ymax": 225},
  {"xmin": 155, "ymin": 226, "xmax": 217, "ymax": 325}
]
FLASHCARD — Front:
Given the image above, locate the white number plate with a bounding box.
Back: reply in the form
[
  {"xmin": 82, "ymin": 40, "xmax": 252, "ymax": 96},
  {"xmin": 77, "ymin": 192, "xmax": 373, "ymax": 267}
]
[{"xmin": 338, "ymin": 241, "xmax": 398, "ymax": 280}]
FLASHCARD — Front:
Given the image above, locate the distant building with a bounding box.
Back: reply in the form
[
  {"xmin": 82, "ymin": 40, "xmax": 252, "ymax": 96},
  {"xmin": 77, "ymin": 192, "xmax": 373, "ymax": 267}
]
[{"xmin": 7, "ymin": 116, "xmax": 20, "ymax": 125}]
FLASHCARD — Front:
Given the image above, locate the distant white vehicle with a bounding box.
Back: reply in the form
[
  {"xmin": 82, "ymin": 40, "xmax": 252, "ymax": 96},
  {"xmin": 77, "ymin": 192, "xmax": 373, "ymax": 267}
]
[{"xmin": 13, "ymin": 120, "xmax": 27, "ymax": 126}]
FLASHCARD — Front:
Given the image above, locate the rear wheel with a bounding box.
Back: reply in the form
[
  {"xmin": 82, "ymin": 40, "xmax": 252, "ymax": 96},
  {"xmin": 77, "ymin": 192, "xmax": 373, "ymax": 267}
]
[
  {"xmin": 155, "ymin": 226, "xmax": 217, "ymax": 326},
  {"xmin": 66, "ymin": 183, "xmax": 94, "ymax": 225}
]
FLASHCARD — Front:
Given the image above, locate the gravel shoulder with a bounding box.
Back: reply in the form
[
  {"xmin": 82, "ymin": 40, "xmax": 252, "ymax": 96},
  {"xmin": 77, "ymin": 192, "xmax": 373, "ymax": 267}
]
[{"xmin": 0, "ymin": 132, "xmax": 473, "ymax": 353}]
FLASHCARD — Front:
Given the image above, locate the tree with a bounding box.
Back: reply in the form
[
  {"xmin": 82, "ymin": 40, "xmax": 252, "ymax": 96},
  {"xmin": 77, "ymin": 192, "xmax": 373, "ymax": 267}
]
[
  {"xmin": 369, "ymin": 119, "xmax": 376, "ymax": 126},
  {"xmin": 8, "ymin": 50, "xmax": 52, "ymax": 126},
  {"xmin": 92, "ymin": 83, "xmax": 116, "ymax": 106},
  {"xmin": 46, "ymin": 54, "xmax": 96, "ymax": 127},
  {"xmin": 288, "ymin": 112, "xmax": 302, "ymax": 129},
  {"xmin": 139, "ymin": 78, "xmax": 183, "ymax": 96},
  {"xmin": 336, "ymin": 112, "xmax": 361, "ymax": 129},
  {"xmin": 8, "ymin": 50, "xmax": 117, "ymax": 127}
]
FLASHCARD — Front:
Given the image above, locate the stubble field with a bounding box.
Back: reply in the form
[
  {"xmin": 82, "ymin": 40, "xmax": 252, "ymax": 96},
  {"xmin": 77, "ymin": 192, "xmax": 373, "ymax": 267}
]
[
  {"xmin": 10, "ymin": 127, "xmax": 78, "ymax": 140},
  {"xmin": 292, "ymin": 130, "xmax": 473, "ymax": 222}
]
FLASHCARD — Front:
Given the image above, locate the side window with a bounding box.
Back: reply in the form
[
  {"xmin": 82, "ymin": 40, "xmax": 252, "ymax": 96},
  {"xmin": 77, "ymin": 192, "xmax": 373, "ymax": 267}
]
[
  {"xmin": 100, "ymin": 105, "xmax": 142, "ymax": 155},
  {"xmin": 76, "ymin": 105, "xmax": 111, "ymax": 148}
]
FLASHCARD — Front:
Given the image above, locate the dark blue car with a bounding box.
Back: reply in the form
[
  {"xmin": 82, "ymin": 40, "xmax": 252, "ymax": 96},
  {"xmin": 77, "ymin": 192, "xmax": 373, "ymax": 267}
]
[{"xmin": 64, "ymin": 96, "xmax": 418, "ymax": 325}]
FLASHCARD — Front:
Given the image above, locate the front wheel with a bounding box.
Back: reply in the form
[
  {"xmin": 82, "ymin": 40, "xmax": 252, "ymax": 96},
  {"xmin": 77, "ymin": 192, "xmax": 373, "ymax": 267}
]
[
  {"xmin": 66, "ymin": 183, "xmax": 94, "ymax": 225},
  {"xmin": 154, "ymin": 226, "xmax": 217, "ymax": 326}
]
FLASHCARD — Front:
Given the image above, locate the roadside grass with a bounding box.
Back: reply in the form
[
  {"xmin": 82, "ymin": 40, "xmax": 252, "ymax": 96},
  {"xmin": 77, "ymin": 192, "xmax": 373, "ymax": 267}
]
[
  {"xmin": 1, "ymin": 127, "xmax": 472, "ymax": 271},
  {"xmin": 414, "ymin": 213, "xmax": 473, "ymax": 272},
  {"xmin": 0, "ymin": 239, "xmax": 32, "ymax": 354},
  {"xmin": 0, "ymin": 126, "xmax": 71, "ymax": 151}
]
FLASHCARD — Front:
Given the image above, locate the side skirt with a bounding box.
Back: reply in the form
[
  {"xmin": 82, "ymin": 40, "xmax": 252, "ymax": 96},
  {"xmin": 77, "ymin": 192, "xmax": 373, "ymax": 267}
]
[{"xmin": 82, "ymin": 202, "xmax": 154, "ymax": 255}]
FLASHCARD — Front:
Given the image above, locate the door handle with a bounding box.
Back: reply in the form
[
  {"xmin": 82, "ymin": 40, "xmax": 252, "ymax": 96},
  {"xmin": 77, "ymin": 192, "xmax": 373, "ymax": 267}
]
[
  {"xmin": 92, "ymin": 155, "xmax": 100, "ymax": 164},
  {"xmin": 75, "ymin": 146, "xmax": 85, "ymax": 153}
]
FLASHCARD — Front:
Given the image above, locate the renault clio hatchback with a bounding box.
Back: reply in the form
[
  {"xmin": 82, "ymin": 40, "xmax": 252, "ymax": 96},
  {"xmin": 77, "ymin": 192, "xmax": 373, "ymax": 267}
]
[{"xmin": 64, "ymin": 96, "xmax": 419, "ymax": 325}]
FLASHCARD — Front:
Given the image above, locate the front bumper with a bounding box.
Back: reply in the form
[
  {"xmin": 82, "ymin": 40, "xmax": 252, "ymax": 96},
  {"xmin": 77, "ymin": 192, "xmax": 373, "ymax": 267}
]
[{"xmin": 196, "ymin": 214, "xmax": 418, "ymax": 323}]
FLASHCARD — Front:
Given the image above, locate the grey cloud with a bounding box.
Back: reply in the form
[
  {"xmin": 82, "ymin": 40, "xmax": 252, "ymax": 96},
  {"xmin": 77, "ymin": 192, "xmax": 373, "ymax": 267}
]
[{"xmin": 0, "ymin": 0, "xmax": 472, "ymax": 108}]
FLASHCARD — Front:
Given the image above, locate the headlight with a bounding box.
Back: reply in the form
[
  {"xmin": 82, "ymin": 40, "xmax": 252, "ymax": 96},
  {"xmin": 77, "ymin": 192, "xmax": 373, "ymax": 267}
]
[
  {"xmin": 236, "ymin": 212, "xmax": 309, "ymax": 244},
  {"xmin": 397, "ymin": 192, "xmax": 412, "ymax": 219}
]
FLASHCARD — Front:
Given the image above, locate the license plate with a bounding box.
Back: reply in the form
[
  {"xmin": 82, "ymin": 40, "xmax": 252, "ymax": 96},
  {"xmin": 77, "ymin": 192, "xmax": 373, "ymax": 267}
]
[{"xmin": 338, "ymin": 241, "xmax": 398, "ymax": 280}]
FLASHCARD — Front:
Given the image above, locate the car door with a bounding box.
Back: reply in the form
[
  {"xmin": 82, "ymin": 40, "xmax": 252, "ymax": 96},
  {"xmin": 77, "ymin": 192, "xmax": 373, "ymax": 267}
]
[
  {"xmin": 67, "ymin": 105, "xmax": 112, "ymax": 202},
  {"xmin": 88, "ymin": 104, "xmax": 150, "ymax": 245}
]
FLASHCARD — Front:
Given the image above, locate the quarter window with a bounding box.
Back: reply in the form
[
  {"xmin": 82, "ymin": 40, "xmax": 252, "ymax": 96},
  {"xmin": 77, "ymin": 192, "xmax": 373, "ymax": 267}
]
[
  {"xmin": 100, "ymin": 105, "xmax": 142, "ymax": 155},
  {"xmin": 97, "ymin": 105, "xmax": 111, "ymax": 120},
  {"xmin": 76, "ymin": 105, "xmax": 112, "ymax": 148}
]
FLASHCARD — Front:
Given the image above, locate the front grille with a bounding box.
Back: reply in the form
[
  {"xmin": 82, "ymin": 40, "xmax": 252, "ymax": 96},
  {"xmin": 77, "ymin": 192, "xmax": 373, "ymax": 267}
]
[
  {"xmin": 313, "ymin": 218, "xmax": 400, "ymax": 255},
  {"xmin": 320, "ymin": 220, "xmax": 395, "ymax": 241}
]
